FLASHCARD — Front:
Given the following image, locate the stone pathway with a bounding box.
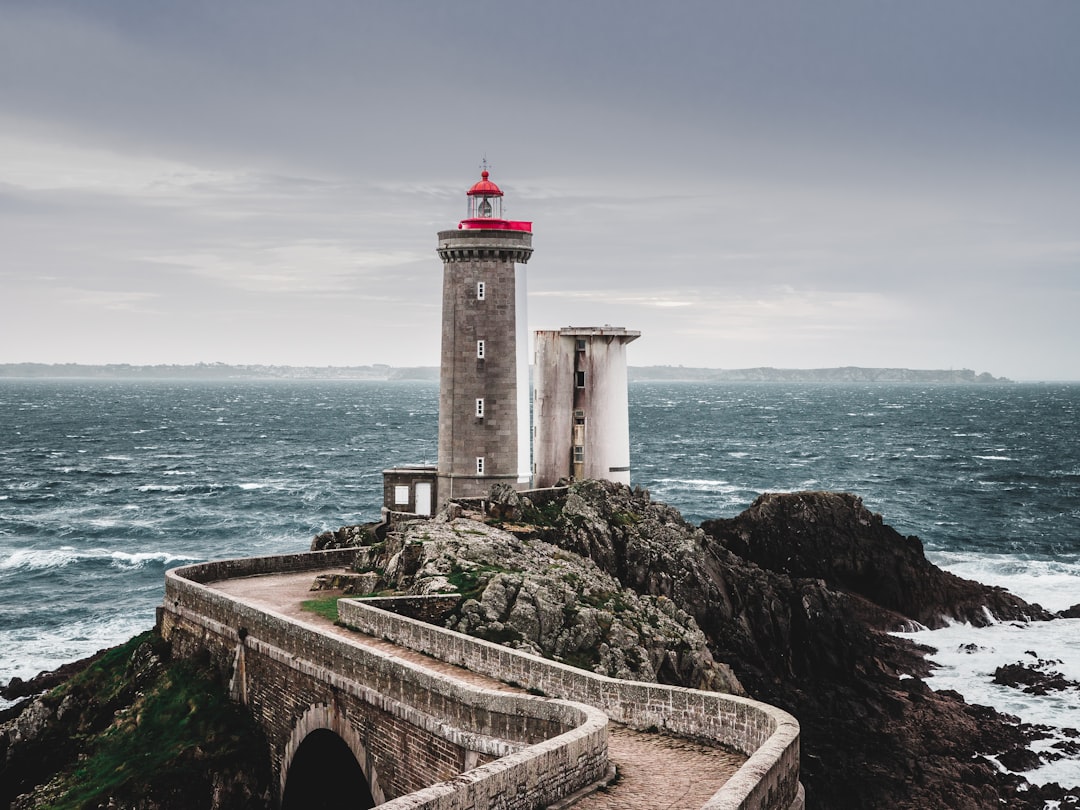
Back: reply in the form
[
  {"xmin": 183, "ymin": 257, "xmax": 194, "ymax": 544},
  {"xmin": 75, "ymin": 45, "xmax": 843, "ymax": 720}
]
[{"xmin": 209, "ymin": 570, "xmax": 744, "ymax": 809}]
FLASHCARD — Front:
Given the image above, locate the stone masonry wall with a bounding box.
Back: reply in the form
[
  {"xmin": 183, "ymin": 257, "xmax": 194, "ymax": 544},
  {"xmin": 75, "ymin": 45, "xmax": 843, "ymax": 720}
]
[
  {"xmin": 339, "ymin": 597, "xmax": 801, "ymax": 810},
  {"xmin": 161, "ymin": 551, "xmax": 608, "ymax": 809}
]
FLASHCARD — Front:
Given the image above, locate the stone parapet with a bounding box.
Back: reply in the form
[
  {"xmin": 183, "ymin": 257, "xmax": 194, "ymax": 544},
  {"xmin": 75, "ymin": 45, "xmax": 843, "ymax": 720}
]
[
  {"xmin": 161, "ymin": 552, "xmax": 608, "ymax": 808},
  {"xmin": 339, "ymin": 597, "xmax": 801, "ymax": 810}
]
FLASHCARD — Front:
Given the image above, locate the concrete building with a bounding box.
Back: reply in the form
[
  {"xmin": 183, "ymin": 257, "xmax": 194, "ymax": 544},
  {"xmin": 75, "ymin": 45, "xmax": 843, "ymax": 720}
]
[
  {"xmin": 435, "ymin": 170, "xmax": 533, "ymax": 501},
  {"xmin": 533, "ymin": 326, "xmax": 640, "ymax": 488}
]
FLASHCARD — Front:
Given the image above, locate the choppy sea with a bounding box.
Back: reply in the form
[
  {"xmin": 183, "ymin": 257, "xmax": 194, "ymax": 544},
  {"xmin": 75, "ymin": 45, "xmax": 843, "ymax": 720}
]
[{"xmin": 2, "ymin": 380, "xmax": 1078, "ymax": 786}]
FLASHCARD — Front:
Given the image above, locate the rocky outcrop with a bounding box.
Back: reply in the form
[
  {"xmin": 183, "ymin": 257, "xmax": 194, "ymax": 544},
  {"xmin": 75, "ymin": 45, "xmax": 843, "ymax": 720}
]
[
  {"xmin": 993, "ymin": 655, "xmax": 1080, "ymax": 696},
  {"xmin": 0, "ymin": 632, "xmax": 270, "ymax": 810},
  {"xmin": 341, "ymin": 513, "xmax": 743, "ymax": 693},
  {"xmin": 456, "ymin": 481, "xmax": 1073, "ymax": 809},
  {"xmin": 701, "ymin": 491, "xmax": 1051, "ymax": 629}
]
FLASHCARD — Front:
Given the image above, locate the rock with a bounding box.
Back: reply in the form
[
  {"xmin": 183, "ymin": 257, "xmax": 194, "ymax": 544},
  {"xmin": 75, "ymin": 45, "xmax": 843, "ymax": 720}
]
[
  {"xmin": 487, "ymin": 482, "xmax": 525, "ymax": 522},
  {"xmin": 348, "ymin": 510, "xmax": 739, "ymax": 693},
  {"xmin": 0, "ymin": 631, "xmax": 271, "ymax": 809},
  {"xmin": 311, "ymin": 481, "xmax": 1066, "ymax": 808},
  {"xmin": 993, "ymin": 660, "xmax": 1079, "ymax": 695},
  {"xmin": 310, "ymin": 522, "xmax": 379, "ymax": 551},
  {"xmin": 516, "ymin": 480, "xmax": 1057, "ymax": 809},
  {"xmin": 998, "ymin": 746, "xmax": 1043, "ymax": 772},
  {"xmin": 1, "ymin": 650, "xmax": 106, "ymax": 702},
  {"xmin": 701, "ymin": 491, "xmax": 1052, "ymax": 629}
]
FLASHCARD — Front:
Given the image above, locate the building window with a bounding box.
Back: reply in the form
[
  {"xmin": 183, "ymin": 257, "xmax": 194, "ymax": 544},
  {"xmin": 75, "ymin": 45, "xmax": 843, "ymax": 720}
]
[
  {"xmin": 394, "ymin": 485, "xmax": 410, "ymax": 505},
  {"xmin": 476, "ymin": 456, "xmax": 485, "ymax": 475},
  {"xmin": 576, "ymin": 339, "xmax": 586, "ymax": 351},
  {"xmin": 573, "ymin": 410, "xmax": 586, "ymax": 426},
  {"xmin": 477, "ymin": 340, "xmax": 485, "ymax": 359},
  {"xmin": 573, "ymin": 446, "xmax": 585, "ymax": 464},
  {"xmin": 575, "ymin": 370, "xmax": 586, "ymax": 388},
  {"xmin": 477, "ymin": 281, "xmax": 486, "ymax": 300},
  {"xmin": 475, "ymin": 398, "xmax": 484, "ymax": 418}
]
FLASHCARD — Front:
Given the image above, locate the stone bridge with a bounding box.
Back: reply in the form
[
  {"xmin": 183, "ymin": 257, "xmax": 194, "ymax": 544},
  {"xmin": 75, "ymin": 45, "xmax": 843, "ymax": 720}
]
[{"xmin": 160, "ymin": 549, "xmax": 802, "ymax": 809}]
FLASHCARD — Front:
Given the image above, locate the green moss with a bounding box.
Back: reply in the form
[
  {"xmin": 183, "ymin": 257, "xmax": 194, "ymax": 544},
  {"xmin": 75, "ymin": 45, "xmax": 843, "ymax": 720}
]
[
  {"xmin": 37, "ymin": 632, "xmax": 268, "ymax": 810},
  {"xmin": 520, "ymin": 498, "xmax": 564, "ymax": 527},
  {"xmin": 447, "ymin": 563, "xmax": 519, "ymax": 602}
]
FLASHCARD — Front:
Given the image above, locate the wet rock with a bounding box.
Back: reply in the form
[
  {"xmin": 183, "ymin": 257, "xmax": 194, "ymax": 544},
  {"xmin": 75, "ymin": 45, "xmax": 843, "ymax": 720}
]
[{"xmin": 994, "ymin": 659, "xmax": 1079, "ymax": 695}]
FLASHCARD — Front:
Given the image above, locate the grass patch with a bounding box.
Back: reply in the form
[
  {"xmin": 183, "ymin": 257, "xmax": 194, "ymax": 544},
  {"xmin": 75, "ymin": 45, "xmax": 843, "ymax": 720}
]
[{"xmin": 301, "ymin": 595, "xmax": 342, "ymax": 622}]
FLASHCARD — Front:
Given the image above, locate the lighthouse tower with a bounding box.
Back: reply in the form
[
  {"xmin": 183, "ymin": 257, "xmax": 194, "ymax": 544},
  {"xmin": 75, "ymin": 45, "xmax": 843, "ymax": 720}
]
[{"xmin": 435, "ymin": 170, "xmax": 533, "ymax": 500}]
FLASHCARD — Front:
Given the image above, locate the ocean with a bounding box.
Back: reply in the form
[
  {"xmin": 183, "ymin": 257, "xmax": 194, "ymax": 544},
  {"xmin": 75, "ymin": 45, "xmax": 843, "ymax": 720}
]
[{"xmin": 2, "ymin": 379, "xmax": 1078, "ymax": 786}]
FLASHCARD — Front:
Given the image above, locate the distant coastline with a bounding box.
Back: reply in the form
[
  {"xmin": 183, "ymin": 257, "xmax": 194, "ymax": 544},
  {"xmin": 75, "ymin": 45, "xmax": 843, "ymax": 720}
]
[{"xmin": 0, "ymin": 362, "xmax": 1014, "ymax": 383}]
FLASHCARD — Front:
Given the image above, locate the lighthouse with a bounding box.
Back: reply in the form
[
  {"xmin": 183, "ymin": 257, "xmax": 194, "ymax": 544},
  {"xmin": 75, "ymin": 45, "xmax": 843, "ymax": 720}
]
[{"xmin": 435, "ymin": 170, "xmax": 533, "ymax": 500}]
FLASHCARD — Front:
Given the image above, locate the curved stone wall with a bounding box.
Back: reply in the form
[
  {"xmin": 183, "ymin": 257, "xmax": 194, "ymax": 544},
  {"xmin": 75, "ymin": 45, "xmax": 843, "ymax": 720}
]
[
  {"xmin": 162, "ymin": 551, "xmax": 608, "ymax": 808},
  {"xmin": 340, "ymin": 595, "xmax": 801, "ymax": 810}
]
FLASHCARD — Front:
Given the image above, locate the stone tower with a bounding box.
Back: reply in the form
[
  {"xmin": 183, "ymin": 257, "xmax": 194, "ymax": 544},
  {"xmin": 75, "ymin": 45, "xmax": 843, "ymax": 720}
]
[{"xmin": 435, "ymin": 170, "xmax": 533, "ymax": 500}]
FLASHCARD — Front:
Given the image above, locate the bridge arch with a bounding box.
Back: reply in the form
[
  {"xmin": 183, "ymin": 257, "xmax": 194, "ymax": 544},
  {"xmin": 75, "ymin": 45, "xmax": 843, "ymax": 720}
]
[{"xmin": 280, "ymin": 704, "xmax": 384, "ymax": 808}]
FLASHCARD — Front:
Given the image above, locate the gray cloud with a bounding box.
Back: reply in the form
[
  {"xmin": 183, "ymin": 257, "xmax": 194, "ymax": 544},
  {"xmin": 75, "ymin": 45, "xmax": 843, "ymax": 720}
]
[{"xmin": 1, "ymin": 1, "xmax": 1078, "ymax": 378}]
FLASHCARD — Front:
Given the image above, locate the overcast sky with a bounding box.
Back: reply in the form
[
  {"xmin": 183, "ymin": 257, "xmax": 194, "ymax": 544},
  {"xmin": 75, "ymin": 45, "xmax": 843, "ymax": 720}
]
[{"xmin": 2, "ymin": 1, "xmax": 1078, "ymax": 380}]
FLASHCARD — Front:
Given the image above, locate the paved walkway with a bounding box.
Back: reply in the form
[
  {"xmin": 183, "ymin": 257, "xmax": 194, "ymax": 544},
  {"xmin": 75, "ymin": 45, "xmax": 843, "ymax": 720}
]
[{"xmin": 209, "ymin": 570, "xmax": 744, "ymax": 809}]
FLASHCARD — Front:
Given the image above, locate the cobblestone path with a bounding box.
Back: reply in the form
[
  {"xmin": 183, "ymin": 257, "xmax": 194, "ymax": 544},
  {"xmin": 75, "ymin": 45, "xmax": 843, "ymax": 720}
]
[{"xmin": 209, "ymin": 569, "xmax": 744, "ymax": 808}]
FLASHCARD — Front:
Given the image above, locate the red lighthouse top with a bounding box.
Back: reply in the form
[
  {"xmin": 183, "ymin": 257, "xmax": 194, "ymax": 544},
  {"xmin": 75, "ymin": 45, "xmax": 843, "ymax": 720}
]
[
  {"xmin": 459, "ymin": 169, "xmax": 532, "ymax": 232},
  {"xmin": 467, "ymin": 170, "xmax": 503, "ymax": 198}
]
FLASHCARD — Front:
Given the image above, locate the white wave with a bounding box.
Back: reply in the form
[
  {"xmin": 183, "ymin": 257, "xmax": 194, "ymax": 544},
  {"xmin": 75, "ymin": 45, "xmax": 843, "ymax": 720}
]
[
  {"xmin": 651, "ymin": 478, "xmax": 743, "ymax": 494},
  {"xmin": 975, "ymin": 455, "xmax": 1014, "ymax": 461},
  {"xmin": 136, "ymin": 484, "xmax": 183, "ymax": 492},
  {"xmin": 895, "ymin": 618, "xmax": 1080, "ymax": 786},
  {"xmin": 928, "ymin": 551, "xmax": 1080, "ymax": 613},
  {"xmin": 0, "ymin": 546, "xmax": 198, "ymax": 572},
  {"xmin": 0, "ymin": 547, "xmax": 81, "ymax": 571},
  {"xmin": 238, "ymin": 482, "xmax": 266, "ymax": 490},
  {"xmin": 0, "ymin": 611, "xmax": 155, "ymax": 696},
  {"xmin": 107, "ymin": 550, "xmax": 195, "ymax": 569}
]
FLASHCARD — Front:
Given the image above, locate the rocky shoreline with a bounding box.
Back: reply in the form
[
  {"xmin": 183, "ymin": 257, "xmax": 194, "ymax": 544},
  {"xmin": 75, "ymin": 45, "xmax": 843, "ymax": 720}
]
[
  {"xmin": 315, "ymin": 482, "xmax": 1079, "ymax": 808},
  {"xmin": 4, "ymin": 483, "xmax": 1078, "ymax": 809}
]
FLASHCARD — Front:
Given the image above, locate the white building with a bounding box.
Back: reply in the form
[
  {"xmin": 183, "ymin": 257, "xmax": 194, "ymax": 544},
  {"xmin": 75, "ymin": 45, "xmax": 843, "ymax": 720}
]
[{"xmin": 532, "ymin": 327, "xmax": 640, "ymax": 488}]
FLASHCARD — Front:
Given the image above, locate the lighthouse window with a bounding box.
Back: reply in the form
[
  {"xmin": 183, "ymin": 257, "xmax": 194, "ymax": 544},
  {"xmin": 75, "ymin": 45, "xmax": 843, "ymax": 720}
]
[
  {"xmin": 477, "ymin": 340, "xmax": 485, "ymax": 359},
  {"xmin": 476, "ymin": 456, "xmax": 485, "ymax": 475},
  {"xmin": 477, "ymin": 281, "xmax": 486, "ymax": 300},
  {"xmin": 476, "ymin": 398, "xmax": 484, "ymax": 418},
  {"xmin": 576, "ymin": 339, "xmax": 586, "ymax": 351},
  {"xmin": 573, "ymin": 446, "xmax": 585, "ymax": 464},
  {"xmin": 575, "ymin": 370, "xmax": 586, "ymax": 388}
]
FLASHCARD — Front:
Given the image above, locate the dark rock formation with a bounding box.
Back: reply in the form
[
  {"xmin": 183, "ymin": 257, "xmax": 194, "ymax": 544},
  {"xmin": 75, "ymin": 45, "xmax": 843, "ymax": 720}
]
[
  {"xmin": 1, "ymin": 631, "xmax": 271, "ymax": 810},
  {"xmin": 482, "ymin": 481, "xmax": 1070, "ymax": 810},
  {"xmin": 310, "ymin": 521, "xmax": 380, "ymax": 550},
  {"xmin": 701, "ymin": 491, "xmax": 1051, "ymax": 629},
  {"xmin": 994, "ymin": 657, "xmax": 1080, "ymax": 696}
]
